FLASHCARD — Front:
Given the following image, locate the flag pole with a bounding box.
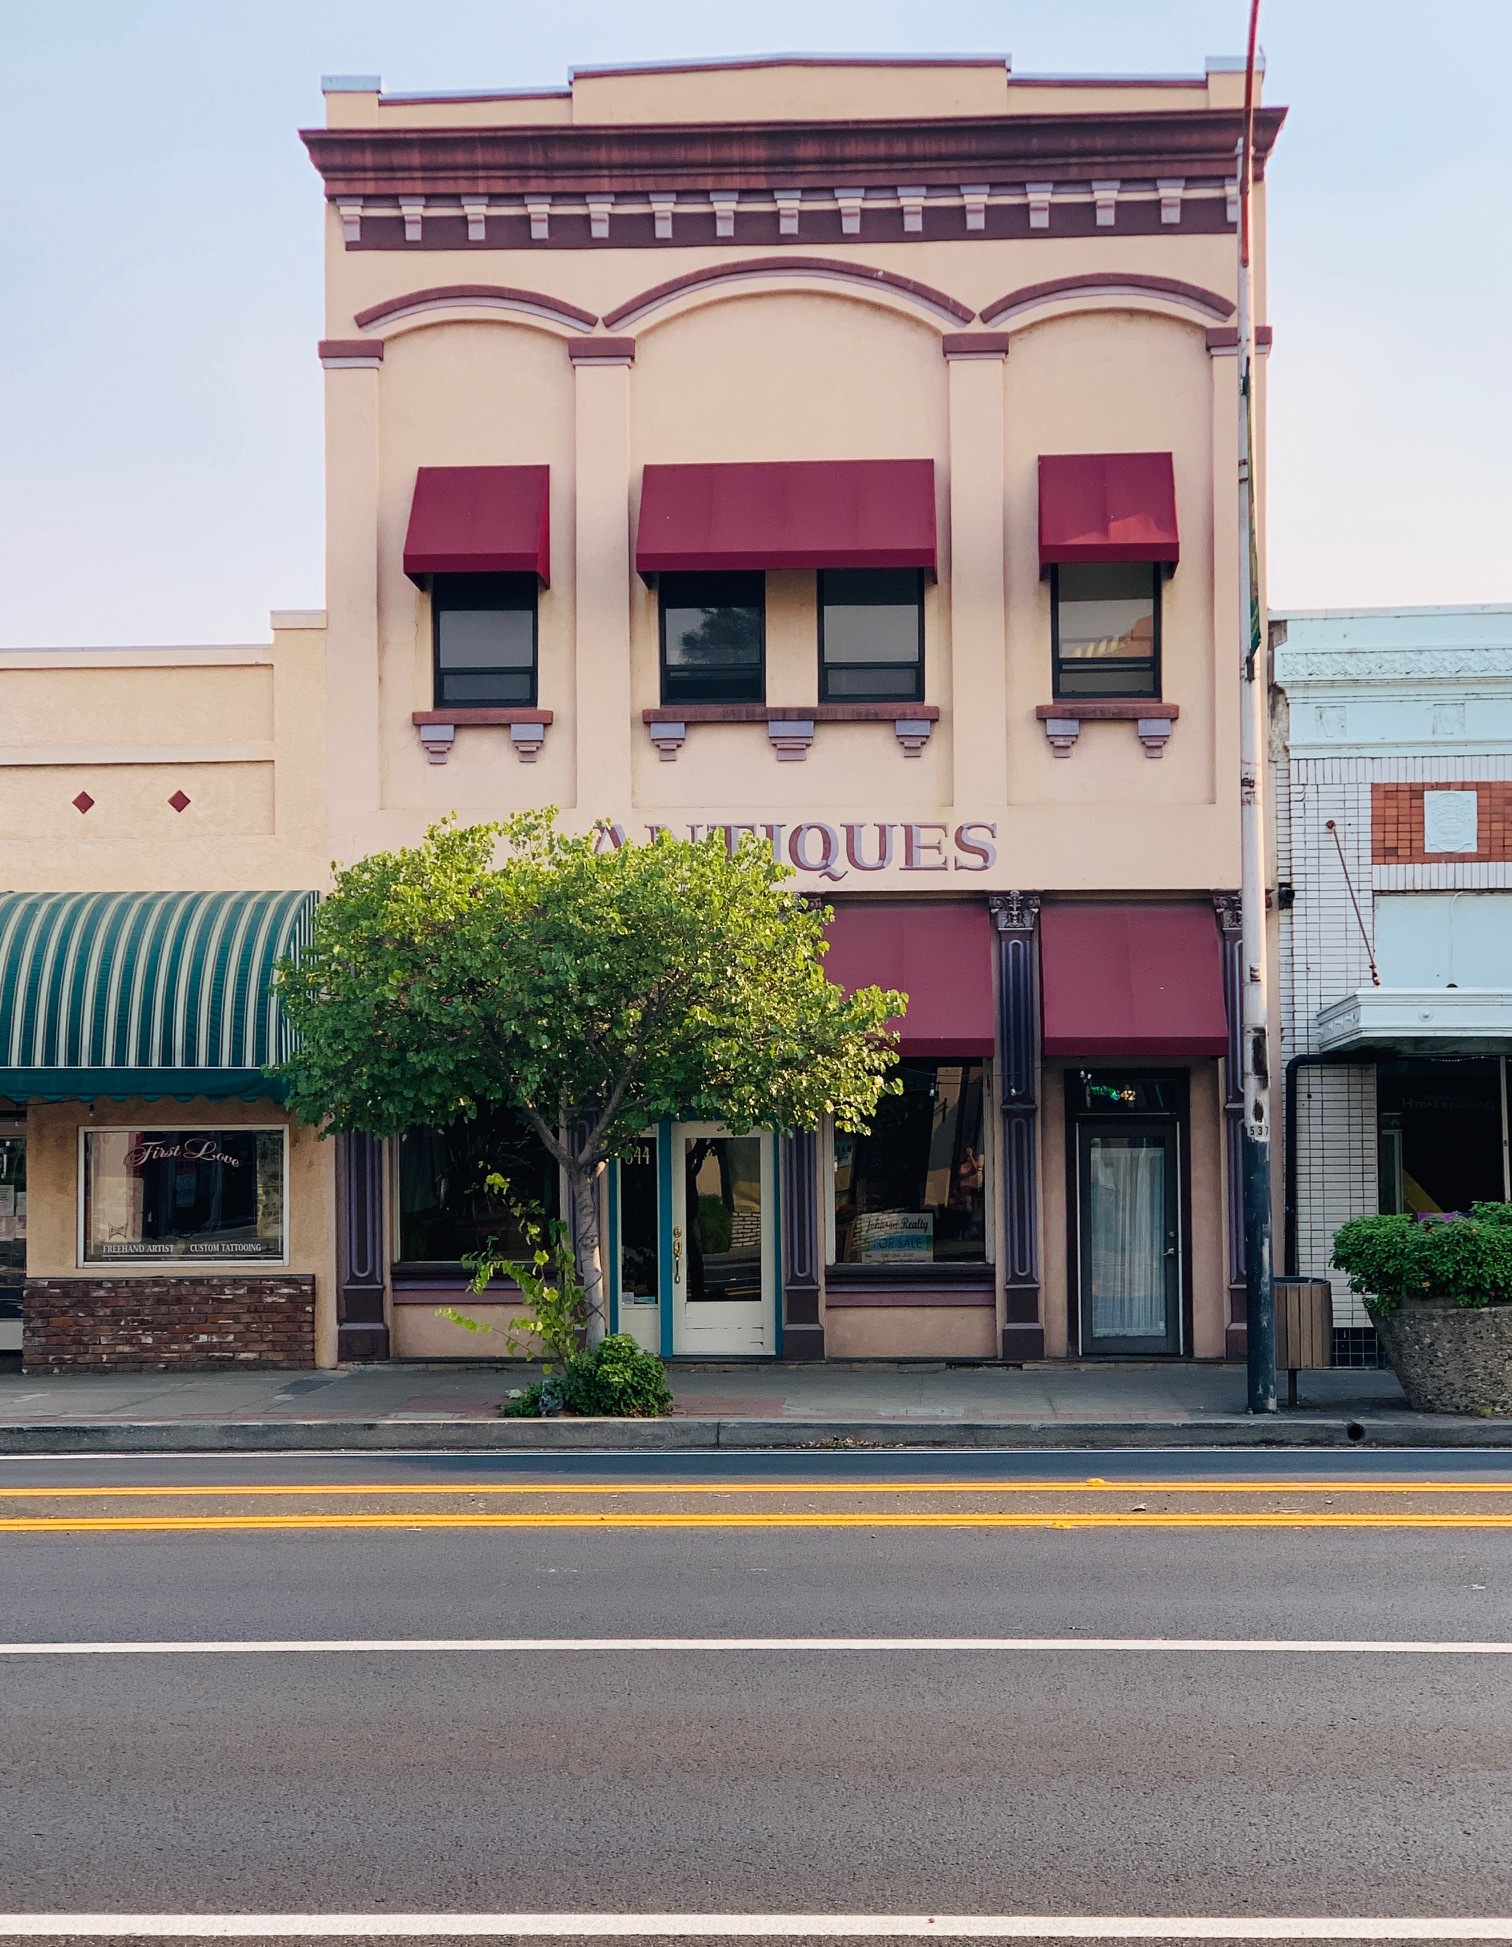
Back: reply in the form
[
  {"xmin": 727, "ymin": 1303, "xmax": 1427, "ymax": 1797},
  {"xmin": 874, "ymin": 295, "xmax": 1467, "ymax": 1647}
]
[{"xmin": 1237, "ymin": 0, "xmax": 1276, "ymax": 1412}]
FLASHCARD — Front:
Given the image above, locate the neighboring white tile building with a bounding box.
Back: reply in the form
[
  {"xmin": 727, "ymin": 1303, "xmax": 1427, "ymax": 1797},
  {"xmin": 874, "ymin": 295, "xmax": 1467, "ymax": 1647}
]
[{"xmin": 1273, "ymin": 604, "xmax": 1512, "ymax": 1347}]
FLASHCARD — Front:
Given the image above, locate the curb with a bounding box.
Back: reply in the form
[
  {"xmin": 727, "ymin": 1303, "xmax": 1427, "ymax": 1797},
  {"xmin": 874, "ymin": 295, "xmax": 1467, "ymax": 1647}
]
[{"xmin": 1, "ymin": 1415, "xmax": 1510, "ymax": 1453}]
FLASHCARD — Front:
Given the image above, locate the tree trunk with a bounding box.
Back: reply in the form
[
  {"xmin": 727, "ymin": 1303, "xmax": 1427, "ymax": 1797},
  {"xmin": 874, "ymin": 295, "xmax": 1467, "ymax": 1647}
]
[{"xmin": 570, "ymin": 1162, "xmax": 608, "ymax": 1346}]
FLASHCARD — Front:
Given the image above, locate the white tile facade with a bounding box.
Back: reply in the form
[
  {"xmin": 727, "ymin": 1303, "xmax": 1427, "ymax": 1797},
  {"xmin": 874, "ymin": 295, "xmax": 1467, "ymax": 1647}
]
[{"xmin": 1274, "ymin": 605, "xmax": 1512, "ymax": 1326}]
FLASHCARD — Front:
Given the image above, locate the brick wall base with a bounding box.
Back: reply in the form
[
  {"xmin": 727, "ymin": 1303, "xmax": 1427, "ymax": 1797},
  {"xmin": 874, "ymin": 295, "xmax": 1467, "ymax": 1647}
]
[{"xmin": 23, "ymin": 1276, "xmax": 316, "ymax": 1373}]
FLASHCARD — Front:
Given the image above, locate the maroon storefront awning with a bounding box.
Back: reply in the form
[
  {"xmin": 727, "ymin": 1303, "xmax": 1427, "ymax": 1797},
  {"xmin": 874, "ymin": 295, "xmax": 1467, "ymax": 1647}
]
[
  {"xmin": 635, "ymin": 459, "xmax": 937, "ymax": 577},
  {"xmin": 1038, "ymin": 452, "xmax": 1179, "ymax": 570},
  {"xmin": 824, "ymin": 902, "xmax": 993, "ymax": 1057},
  {"xmin": 1040, "ymin": 905, "xmax": 1228, "ymax": 1058},
  {"xmin": 403, "ymin": 465, "xmax": 550, "ymax": 584}
]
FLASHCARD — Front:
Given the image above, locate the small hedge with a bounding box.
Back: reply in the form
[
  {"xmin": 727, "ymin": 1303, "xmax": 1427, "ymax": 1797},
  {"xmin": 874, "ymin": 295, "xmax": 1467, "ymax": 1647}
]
[
  {"xmin": 503, "ymin": 1332, "xmax": 675, "ymax": 1419},
  {"xmin": 1331, "ymin": 1204, "xmax": 1512, "ymax": 1315}
]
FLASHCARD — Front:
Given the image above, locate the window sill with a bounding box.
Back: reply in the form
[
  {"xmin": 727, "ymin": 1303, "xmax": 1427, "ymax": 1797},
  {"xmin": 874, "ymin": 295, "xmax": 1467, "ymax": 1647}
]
[
  {"xmin": 642, "ymin": 703, "xmax": 940, "ymax": 762},
  {"xmin": 410, "ymin": 708, "xmax": 553, "ymax": 766},
  {"xmin": 824, "ymin": 1262, "xmax": 995, "ymax": 1310},
  {"xmin": 391, "ymin": 1262, "xmax": 525, "ymax": 1302},
  {"xmin": 1035, "ymin": 700, "xmax": 1178, "ymax": 759},
  {"xmin": 826, "ymin": 1261, "xmax": 992, "ymax": 1285}
]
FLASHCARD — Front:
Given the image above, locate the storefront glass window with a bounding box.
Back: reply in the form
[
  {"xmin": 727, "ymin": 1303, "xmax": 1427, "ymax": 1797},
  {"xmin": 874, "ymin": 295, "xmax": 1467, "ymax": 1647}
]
[
  {"xmin": 833, "ymin": 1060, "xmax": 987, "ymax": 1265},
  {"xmin": 397, "ymin": 1106, "xmax": 560, "ymax": 1265},
  {"xmin": 82, "ymin": 1129, "xmax": 285, "ymax": 1262},
  {"xmin": 1052, "ymin": 562, "xmax": 1160, "ymax": 698},
  {"xmin": 660, "ymin": 571, "xmax": 764, "ymax": 704},
  {"xmin": 0, "ymin": 1133, "xmax": 25, "ymax": 1288},
  {"xmin": 1377, "ymin": 1058, "xmax": 1507, "ymax": 1214}
]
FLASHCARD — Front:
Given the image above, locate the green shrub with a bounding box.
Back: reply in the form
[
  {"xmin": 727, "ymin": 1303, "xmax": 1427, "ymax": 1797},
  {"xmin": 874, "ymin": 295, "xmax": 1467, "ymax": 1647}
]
[
  {"xmin": 503, "ymin": 1333, "xmax": 675, "ymax": 1419},
  {"xmin": 1331, "ymin": 1204, "xmax": 1512, "ymax": 1314}
]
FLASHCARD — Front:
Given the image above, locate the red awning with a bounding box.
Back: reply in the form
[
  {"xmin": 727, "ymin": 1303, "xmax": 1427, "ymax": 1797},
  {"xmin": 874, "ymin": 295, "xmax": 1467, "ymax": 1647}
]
[
  {"xmin": 636, "ymin": 460, "xmax": 937, "ymax": 576},
  {"xmin": 403, "ymin": 465, "xmax": 550, "ymax": 584},
  {"xmin": 1038, "ymin": 452, "xmax": 1179, "ymax": 570},
  {"xmin": 1040, "ymin": 905, "xmax": 1228, "ymax": 1058},
  {"xmin": 824, "ymin": 902, "xmax": 993, "ymax": 1057}
]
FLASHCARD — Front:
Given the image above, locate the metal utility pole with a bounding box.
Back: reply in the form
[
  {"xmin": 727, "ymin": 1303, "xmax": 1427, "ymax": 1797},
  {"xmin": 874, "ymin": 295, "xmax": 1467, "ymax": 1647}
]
[{"xmin": 1237, "ymin": 0, "xmax": 1276, "ymax": 1412}]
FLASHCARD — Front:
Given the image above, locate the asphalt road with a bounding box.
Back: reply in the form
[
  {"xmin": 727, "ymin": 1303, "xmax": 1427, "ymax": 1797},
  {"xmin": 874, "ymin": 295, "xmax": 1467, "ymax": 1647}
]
[{"xmin": 2, "ymin": 1450, "xmax": 1511, "ymax": 1940}]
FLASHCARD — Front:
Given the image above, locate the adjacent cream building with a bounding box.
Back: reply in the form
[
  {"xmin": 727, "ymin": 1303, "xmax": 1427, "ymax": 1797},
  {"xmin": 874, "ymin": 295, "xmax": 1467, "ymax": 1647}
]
[{"xmin": 0, "ymin": 54, "xmax": 1283, "ymax": 1373}]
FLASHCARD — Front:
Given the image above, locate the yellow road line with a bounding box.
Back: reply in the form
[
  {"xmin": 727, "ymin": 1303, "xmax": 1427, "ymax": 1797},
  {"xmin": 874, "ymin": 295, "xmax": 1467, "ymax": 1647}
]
[
  {"xmin": 7, "ymin": 1510, "xmax": 1512, "ymax": 1532},
  {"xmin": 3, "ymin": 1479, "xmax": 1512, "ymax": 1499}
]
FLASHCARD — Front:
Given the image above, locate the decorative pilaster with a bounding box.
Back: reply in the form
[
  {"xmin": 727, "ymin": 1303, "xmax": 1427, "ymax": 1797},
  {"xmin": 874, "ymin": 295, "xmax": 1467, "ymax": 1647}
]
[
  {"xmin": 990, "ymin": 893, "xmax": 1043, "ymax": 1360},
  {"xmin": 336, "ymin": 1132, "xmax": 389, "ymax": 1361},
  {"xmin": 572, "ymin": 344, "xmax": 635, "ymax": 813},
  {"xmin": 1215, "ymin": 893, "xmax": 1247, "ymax": 1359},
  {"xmin": 944, "ymin": 337, "xmax": 1009, "ymax": 806},
  {"xmin": 780, "ymin": 1130, "xmax": 824, "ymax": 1361}
]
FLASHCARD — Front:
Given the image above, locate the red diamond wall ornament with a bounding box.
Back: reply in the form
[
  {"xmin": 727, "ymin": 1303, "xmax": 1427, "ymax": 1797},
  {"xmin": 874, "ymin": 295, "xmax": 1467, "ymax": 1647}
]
[
  {"xmin": 168, "ymin": 790, "xmax": 191, "ymax": 813},
  {"xmin": 72, "ymin": 791, "xmax": 94, "ymax": 814}
]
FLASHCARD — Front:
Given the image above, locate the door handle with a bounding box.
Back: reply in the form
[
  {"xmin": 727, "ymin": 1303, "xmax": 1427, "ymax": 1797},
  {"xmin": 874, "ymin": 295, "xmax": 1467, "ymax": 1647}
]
[{"xmin": 672, "ymin": 1225, "xmax": 683, "ymax": 1285}]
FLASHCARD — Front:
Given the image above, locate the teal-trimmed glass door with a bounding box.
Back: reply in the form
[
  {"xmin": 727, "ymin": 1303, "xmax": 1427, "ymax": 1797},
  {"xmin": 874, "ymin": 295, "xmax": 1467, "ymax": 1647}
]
[{"xmin": 612, "ymin": 1134, "xmax": 661, "ymax": 1353}]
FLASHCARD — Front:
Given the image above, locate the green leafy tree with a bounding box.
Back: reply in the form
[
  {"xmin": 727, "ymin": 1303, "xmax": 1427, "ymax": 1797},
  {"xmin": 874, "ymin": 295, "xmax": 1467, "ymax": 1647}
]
[{"xmin": 274, "ymin": 812, "xmax": 903, "ymax": 1340}]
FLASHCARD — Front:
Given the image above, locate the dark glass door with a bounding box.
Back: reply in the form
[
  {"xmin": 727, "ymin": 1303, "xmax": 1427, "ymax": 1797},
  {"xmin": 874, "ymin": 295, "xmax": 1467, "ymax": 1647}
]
[{"xmin": 1076, "ymin": 1118, "xmax": 1181, "ymax": 1356}]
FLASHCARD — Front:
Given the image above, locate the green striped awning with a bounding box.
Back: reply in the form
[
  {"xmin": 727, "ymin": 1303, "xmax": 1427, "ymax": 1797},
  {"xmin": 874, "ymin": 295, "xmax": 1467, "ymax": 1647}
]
[{"xmin": 0, "ymin": 891, "xmax": 317, "ymax": 1103}]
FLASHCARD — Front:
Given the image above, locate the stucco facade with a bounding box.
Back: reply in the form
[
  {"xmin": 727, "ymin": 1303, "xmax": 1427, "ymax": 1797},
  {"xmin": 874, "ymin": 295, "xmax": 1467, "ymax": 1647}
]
[{"xmin": 0, "ymin": 54, "xmax": 1281, "ymax": 1372}]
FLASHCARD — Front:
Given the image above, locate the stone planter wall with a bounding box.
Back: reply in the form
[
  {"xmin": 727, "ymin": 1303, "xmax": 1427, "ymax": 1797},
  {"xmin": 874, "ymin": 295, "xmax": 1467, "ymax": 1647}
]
[
  {"xmin": 1371, "ymin": 1298, "xmax": 1512, "ymax": 1415},
  {"xmin": 23, "ymin": 1276, "xmax": 316, "ymax": 1373}
]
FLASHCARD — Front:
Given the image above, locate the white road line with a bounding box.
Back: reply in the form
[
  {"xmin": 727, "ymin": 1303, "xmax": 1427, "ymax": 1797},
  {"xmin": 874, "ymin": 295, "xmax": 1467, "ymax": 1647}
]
[
  {"xmin": 0, "ymin": 1636, "xmax": 1511, "ymax": 1657},
  {"xmin": 0, "ymin": 1917, "xmax": 1510, "ymax": 1939}
]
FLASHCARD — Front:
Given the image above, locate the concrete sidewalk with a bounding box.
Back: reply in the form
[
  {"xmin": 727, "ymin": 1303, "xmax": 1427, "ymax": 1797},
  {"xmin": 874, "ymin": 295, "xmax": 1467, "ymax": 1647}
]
[{"xmin": 1, "ymin": 1354, "xmax": 1501, "ymax": 1451}]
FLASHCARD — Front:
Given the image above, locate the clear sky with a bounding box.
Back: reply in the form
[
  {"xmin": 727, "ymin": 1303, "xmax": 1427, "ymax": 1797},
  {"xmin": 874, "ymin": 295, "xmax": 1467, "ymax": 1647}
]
[{"xmin": 3, "ymin": 0, "xmax": 1507, "ymax": 645}]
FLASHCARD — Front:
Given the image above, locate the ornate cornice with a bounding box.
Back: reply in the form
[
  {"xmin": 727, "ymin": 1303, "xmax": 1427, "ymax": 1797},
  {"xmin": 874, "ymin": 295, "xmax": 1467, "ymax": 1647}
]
[
  {"xmin": 1277, "ymin": 647, "xmax": 1512, "ymax": 683},
  {"xmin": 302, "ymin": 107, "xmax": 1284, "ymax": 199}
]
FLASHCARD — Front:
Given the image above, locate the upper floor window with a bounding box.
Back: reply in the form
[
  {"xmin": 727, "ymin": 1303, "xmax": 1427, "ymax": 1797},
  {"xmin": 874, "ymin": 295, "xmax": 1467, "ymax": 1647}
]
[
  {"xmin": 1051, "ymin": 562, "xmax": 1160, "ymax": 700},
  {"xmin": 433, "ymin": 572, "xmax": 537, "ymax": 708},
  {"xmin": 819, "ymin": 569, "xmax": 924, "ymax": 703},
  {"xmin": 659, "ymin": 571, "xmax": 764, "ymax": 705}
]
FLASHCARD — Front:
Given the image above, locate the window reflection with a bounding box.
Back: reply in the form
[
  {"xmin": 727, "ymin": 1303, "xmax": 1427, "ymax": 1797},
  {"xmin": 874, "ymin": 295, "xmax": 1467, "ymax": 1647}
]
[
  {"xmin": 660, "ymin": 571, "xmax": 764, "ymax": 704},
  {"xmin": 833, "ymin": 1060, "xmax": 987, "ymax": 1265},
  {"xmin": 398, "ymin": 1106, "xmax": 559, "ymax": 1264},
  {"xmin": 1053, "ymin": 562, "xmax": 1159, "ymax": 699}
]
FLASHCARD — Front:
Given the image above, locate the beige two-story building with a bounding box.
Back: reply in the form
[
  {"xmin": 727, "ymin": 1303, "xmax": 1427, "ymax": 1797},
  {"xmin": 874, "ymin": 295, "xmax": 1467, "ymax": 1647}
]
[{"xmin": 1, "ymin": 53, "xmax": 1282, "ymax": 1373}]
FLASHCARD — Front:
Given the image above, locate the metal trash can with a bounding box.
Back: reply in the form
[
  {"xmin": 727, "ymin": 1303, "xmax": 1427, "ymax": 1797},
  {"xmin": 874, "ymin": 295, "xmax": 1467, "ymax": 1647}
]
[{"xmin": 1273, "ymin": 1276, "xmax": 1333, "ymax": 1407}]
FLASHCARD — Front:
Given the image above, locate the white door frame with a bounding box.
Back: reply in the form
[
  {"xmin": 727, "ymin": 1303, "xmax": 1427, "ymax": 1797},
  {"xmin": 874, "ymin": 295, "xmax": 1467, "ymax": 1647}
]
[{"xmin": 670, "ymin": 1122, "xmax": 776, "ymax": 1356}]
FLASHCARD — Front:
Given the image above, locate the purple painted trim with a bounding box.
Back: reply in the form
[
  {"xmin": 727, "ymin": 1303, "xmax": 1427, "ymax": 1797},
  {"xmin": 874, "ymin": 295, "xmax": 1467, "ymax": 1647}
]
[
  {"xmin": 981, "ymin": 272, "xmax": 1235, "ymax": 326},
  {"xmin": 354, "ymin": 283, "xmax": 599, "ymax": 330},
  {"xmin": 604, "ymin": 256, "xmax": 973, "ymax": 329},
  {"xmin": 824, "ymin": 1287, "xmax": 996, "ymax": 1308}
]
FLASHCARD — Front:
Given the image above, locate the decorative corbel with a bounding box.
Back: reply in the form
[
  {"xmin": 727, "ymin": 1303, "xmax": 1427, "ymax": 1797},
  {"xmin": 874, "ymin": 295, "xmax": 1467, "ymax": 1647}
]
[
  {"xmin": 960, "ymin": 184, "xmax": 989, "ymax": 232},
  {"xmin": 767, "ymin": 718, "xmax": 816, "ymax": 762},
  {"xmin": 834, "ymin": 189, "xmax": 865, "ymax": 237}
]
